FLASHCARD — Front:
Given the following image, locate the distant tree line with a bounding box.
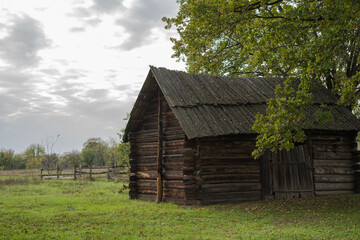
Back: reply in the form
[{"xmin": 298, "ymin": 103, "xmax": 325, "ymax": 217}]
[{"xmin": 0, "ymin": 136, "xmax": 129, "ymax": 171}]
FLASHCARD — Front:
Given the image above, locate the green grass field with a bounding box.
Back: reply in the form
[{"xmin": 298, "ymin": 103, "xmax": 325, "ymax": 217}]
[{"xmin": 1, "ymin": 171, "xmax": 359, "ymax": 239}]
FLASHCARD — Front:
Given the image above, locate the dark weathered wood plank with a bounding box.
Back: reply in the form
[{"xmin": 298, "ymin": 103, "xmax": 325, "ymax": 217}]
[
  {"xmin": 314, "ymin": 167, "xmax": 354, "ymax": 175},
  {"xmin": 314, "ymin": 174, "xmax": 355, "ymax": 183},
  {"xmin": 315, "ymin": 183, "xmax": 355, "ymax": 191}
]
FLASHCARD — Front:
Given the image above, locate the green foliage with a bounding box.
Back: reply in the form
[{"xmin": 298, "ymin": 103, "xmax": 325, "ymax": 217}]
[
  {"xmin": 59, "ymin": 150, "xmax": 81, "ymax": 168},
  {"xmin": 0, "ymin": 148, "xmax": 33, "ymax": 170},
  {"xmin": 24, "ymin": 144, "xmax": 45, "ymax": 169},
  {"xmin": 165, "ymin": 0, "xmax": 360, "ymax": 156},
  {"xmin": 41, "ymin": 153, "xmax": 59, "ymax": 170},
  {"xmin": 82, "ymin": 137, "xmax": 107, "ymax": 166},
  {"xmin": 0, "ymin": 149, "xmax": 13, "ymax": 170},
  {"xmin": 0, "ymin": 174, "xmax": 360, "ymax": 239},
  {"xmin": 116, "ymin": 142, "xmax": 130, "ymax": 167},
  {"xmin": 252, "ymin": 79, "xmax": 311, "ymax": 157},
  {"xmin": 81, "ymin": 147, "xmax": 96, "ymax": 167}
]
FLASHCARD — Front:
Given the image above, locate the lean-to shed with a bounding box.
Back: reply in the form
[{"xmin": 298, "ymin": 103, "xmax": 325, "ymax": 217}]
[{"xmin": 124, "ymin": 66, "xmax": 360, "ymax": 205}]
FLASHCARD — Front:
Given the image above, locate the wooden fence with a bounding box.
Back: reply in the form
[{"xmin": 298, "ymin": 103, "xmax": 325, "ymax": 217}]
[{"xmin": 40, "ymin": 165, "xmax": 129, "ymax": 181}]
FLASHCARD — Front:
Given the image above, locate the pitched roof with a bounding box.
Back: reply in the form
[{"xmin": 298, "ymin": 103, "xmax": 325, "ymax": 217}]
[{"xmin": 124, "ymin": 66, "xmax": 360, "ymax": 141}]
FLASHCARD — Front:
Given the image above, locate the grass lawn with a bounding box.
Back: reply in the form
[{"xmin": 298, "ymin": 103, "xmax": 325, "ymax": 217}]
[{"xmin": 0, "ymin": 171, "xmax": 359, "ymax": 239}]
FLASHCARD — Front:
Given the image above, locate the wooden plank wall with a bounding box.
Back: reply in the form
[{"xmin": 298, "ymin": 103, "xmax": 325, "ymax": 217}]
[
  {"xmin": 129, "ymin": 90, "xmax": 187, "ymax": 204},
  {"xmin": 308, "ymin": 132, "xmax": 357, "ymax": 196},
  {"xmin": 190, "ymin": 136, "xmax": 261, "ymax": 204}
]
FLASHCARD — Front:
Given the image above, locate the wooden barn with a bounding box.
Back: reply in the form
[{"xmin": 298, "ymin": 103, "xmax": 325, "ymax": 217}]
[{"xmin": 123, "ymin": 66, "xmax": 360, "ymax": 205}]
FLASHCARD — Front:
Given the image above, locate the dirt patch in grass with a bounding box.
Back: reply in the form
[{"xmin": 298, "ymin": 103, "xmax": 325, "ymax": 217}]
[
  {"xmin": 0, "ymin": 169, "xmax": 39, "ymax": 176},
  {"xmin": 0, "ymin": 178, "xmax": 41, "ymax": 187}
]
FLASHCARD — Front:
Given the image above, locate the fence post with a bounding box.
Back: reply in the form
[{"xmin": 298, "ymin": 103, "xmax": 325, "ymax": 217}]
[
  {"xmin": 79, "ymin": 165, "xmax": 82, "ymax": 178},
  {"xmin": 40, "ymin": 168, "xmax": 43, "ymax": 179},
  {"xmin": 90, "ymin": 165, "xmax": 93, "ymax": 181},
  {"xmin": 57, "ymin": 166, "xmax": 60, "ymax": 179},
  {"xmin": 74, "ymin": 165, "xmax": 77, "ymax": 180},
  {"xmin": 355, "ymin": 170, "xmax": 360, "ymax": 194},
  {"xmin": 107, "ymin": 164, "xmax": 111, "ymax": 180}
]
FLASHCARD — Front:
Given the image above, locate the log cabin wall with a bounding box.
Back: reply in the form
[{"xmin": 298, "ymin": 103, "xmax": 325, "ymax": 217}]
[
  {"xmin": 129, "ymin": 88, "xmax": 187, "ymax": 203},
  {"xmin": 186, "ymin": 135, "xmax": 261, "ymax": 205},
  {"xmin": 308, "ymin": 131, "xmax": 357, "ymax": 196}
]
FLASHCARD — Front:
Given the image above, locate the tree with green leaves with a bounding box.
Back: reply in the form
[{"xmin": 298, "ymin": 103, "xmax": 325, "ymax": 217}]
[
  {"xmin": 59, "ymin": 150, "xmax": 81, "ymax": 169},
  {"xmin": 0, "ymin": 149, "xmax": 14, "ymax": 170},
  {"xmin": 164, "ymin": 0, "xmax": 360, "ymax": 157},
  {"xmin": 82, "ymin": 137, "xmax": 107, "ymax": 166},
  {"xmin": 24, "ymin": 144, "xmax": 45, "ymax": 169},
  {"xmin": 81, "ymin": 147, "xmax": 96, "ymax": 180},
  {"xmin": 41, "ymin": 153, "xmax": 59, "ymax": 172}
]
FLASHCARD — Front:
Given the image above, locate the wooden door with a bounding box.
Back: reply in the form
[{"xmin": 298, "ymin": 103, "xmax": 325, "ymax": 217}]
[
  {"xmin": 272, "ymin": 144, "xmax": 314, "ymax": 199},
  {"xmin": 261, "ymin": 144, "xmax": 314, "ymax": 199}
]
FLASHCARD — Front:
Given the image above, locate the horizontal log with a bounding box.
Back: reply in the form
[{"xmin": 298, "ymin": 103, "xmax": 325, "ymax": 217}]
[
  {"xmin": 136, "ymin": 171, "xmax": 156, "ymax": 179},
  {"xmin": 163, "ymin": 149, "xmax": 185, "ymax": 156},
  {"xmin": 200, "ymin": 191, "xmax": 261, "ymax": 200},
  {"xmin": 313, "ymin": 151, "xmax": 353, "ymax": 160},
  {"xmin": 132, "ymin": 140, "xmax": 185, "ymax": 149},
  {"xmin": 134, "ymin": 156, "xmax": 156, "ymax": 164},
  {"xmin": 163, "ymin": 171, "xmax": 183, "ymax": 180},
  {"xmin": 130, "ymin": 150, "xmax": 157, "ymax": 157},
  {"xmin": 308, "ymin": 135, "xmax": 353, "ymax": 141},
  {"xmin": 199, "ymin": 135, "xmax": 256, "ymax": 143},
  {"xmin": 137, "ymin": 188, "xmax": 157, "ymax": 195},
  {"xmin": 200, "ymin": 150, "xmax": 254, "ymax": 158},
  {"xmin": 200, "ymin": 141, "xmax": 256, "ymax": 150},
  {"xmin": 137, "ymin": 179, "xmax": 156, "ymax": 187},
  {"xmin": 312, "ymin": 144, "xmax": 356, "ymax": 152},
  {"xmin": 163, "ymin": 188, "xmax": 185, "ymax": 198},
  {"xmin": 183, "ymin": 167, "xmax": 194, "ymax": 175},
  {"xmin": 313, "ymin": 160, "xmax": 353, "ymax": 168},
  {"xmin": 76, "ymin": 171, "xmax": 107, "ymax": 175},
  {"xmin": 78, "ymin": 166, "xmax": 109, "ymax": 170},
  {"xmin": 163, "ymin": 196, "xmax": 186, "ymax": 205},
  {"xmin": 201, "ymin": 165, "xmax": 260, "ymax": 175},
  {"xmin": 183, "ymin": 175, "xmax": 194, "ymax": 183},
  {"xmin": 164, "ymin": 180, "xmax": 185, "ymax": 189},
  {"xmin": 314, "ymin": 167, "xmax": 354, "ymax": 175},
  {"xmin": 136, "ymin": 165, "xmax": 157, "ymax": 171},
  {"xmin": 200, "ymin": 157, "xmax": 259, "ymax": 166},
  {"xmin": 200, "ymin": 183, "xmax": 261, "ymax": 193},
  {"xmin": 89, "ymin": 172, "xmax": 108, "ymax": 175},
  {"xmin": 315, "ymin": 183, "xmax": 355, "ymax": 191},
  {"xmin": 137, "ymin": 194, "xmax": 156, "ymax": 201},
  {"xmin": 184, "ymin": 185, "xmax": 196, "ymax": 194},
  {"xmin": 315, "ymin": 190, "xmax": 354, "ymax": 196},
  {"xmin": 314, "ymin": 174, "xmax": 354, "ymax": 183},
  {"xmin": 201, "ymin": 194, "xmax": 260, "ymax": 204},
  {"xmin": 200, "ymin": 174, "xmax": 260, "ymax": 184}
]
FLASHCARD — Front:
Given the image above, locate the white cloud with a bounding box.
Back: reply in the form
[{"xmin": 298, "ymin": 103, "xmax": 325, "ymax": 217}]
[
  {"xmin": 91, "ymin": 0, "xmax": 125, "ymax": 13},
  {"xmin": 114, "ymin": 0, "xmax": 179, "ymax": 50},
  {"xmin": 0, "ymin": 0, "xmax": 185, "ymax": 153},
  {"xmin": 0, "ymin": 14, "xmax": 50, "ymax": 69}
]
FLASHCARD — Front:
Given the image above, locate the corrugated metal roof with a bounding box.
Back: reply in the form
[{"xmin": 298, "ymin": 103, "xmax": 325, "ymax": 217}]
[{"xmin": 123, "ymin": 67, "xmax": 360, "ymax": 141}]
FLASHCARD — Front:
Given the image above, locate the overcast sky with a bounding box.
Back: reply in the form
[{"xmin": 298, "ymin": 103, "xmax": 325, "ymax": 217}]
[{"xmin": 0, "ymin": 0, "xmax": 185, "ymax": 153}]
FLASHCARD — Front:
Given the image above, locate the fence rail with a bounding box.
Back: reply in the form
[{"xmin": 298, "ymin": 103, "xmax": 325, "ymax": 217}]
[{"xmin": 40, "ymin": 165, "xmax": 129, "ymax": 181}]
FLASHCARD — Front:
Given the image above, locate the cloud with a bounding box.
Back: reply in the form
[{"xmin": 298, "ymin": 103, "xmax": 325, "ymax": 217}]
[
  {"xmin": 91, "ymin": 0, "xmax": 125, "ymax": 14},
  {"xmin": 40, "ymin": 68, "xmax": 61, "ymax": 76},
  {"xmin": 66, "ymin": 0, "xmax": 179, "ymax": 50},
  {"xmin": 0, "ymin": 14, "xmax": 50, "ymax": 69},
  {"xmin": 85, "ymin": 18, "xmax": 102, "ymax": 27},
  {"xmin": 0, "ymin": 69, "xmax": 30, "ymax": 88},
  {"xmin": 114, "ymin": 0, "xmax": 178, "ymax": 50},
  {"xmin": 67, "ymin": 7, "xmax": 91, "ymax": 18},
  {"xmin": 69, "ymin": 27, "xmax": 86, "ymax": 33}
]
